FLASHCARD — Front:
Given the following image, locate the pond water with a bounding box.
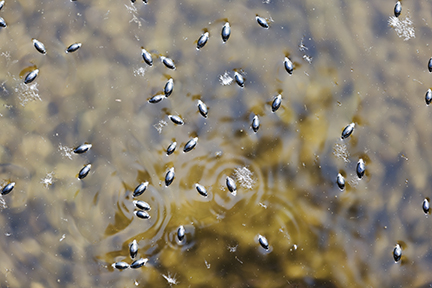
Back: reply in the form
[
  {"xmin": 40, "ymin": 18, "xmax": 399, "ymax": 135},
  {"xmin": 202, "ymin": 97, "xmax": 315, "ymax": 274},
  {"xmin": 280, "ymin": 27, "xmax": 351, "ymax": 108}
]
[{"xmin": 0, "ymin": 0, "xmax": 431, "ymax": 287}]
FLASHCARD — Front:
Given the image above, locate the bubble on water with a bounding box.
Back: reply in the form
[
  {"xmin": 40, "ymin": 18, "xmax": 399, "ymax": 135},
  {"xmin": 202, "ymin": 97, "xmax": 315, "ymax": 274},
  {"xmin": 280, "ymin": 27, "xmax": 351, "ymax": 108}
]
[
  {"xmin": 59, "ymin": 144, "xmax": 74, "ymax": 160},
  {"xmin": 133, "ymin": 67, "xmax": 146, "ymax": 77},
  {"xmin": 388, "ymin": 16, "xmax": 415, "ymax": 41},
  {"xmin": 15, "ymin": 82, "xmax": 41, "ymax": 106},
  {"xmin": 162, "ymin": 272, "xmax": 178, "ymax": 286},
  {"xmin": 234, "ymin": 166, "xmax": 255, "ymax": 189},
  {"xmin": 333, "ymin": 143, "xmax": 350, "ymax": 163},
  {"xmin": 154, "ymin": 120, "xmax": 167, "ymax": 134},
  {"xmin": 41, "ymin": 171, "xmax": 55, "ymax": 188},
  {"xmin": 219, "ymin": 71, "xmax": 233, "ymax": 86}
]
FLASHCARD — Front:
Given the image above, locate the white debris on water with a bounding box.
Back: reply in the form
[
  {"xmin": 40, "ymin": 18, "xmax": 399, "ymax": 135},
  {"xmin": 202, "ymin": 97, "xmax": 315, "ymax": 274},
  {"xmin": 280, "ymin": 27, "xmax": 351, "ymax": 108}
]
[
  {"xmin": 133, "ymin": 67, "xmax": 146, "ymax": 77},
  {"xmin": 16, "ymin": 82, "xmax": 41, "ymax": 106},
  {"xmin": 0, "ymin": 196, "xmax": 6, "ymax": 209},
  {"xmin": 333, "ymin": 143, "xmax": 350, "ymax": 163},
  {"xmin": 219, "ymin": 71, "xmax": 233, "ymax": 86},
  {"xmin": 59, "ymin": 144, "xmax": 74, "ymax": 160},
  {"xmin": 41, "ymin": 171, "xmax": 55, "ymax": 188},
  {"xmin": 162, "ymin": 272, "xmax": 178, "ymax": 286},
  {"xmin": 388, "ymin": 16, "xmax": 415, "ymax": 41},
  {"xmin": 153, "ymin": 120, "xmax": 167, "ymax": 134},
  {"xmin": 234, "ymin": 166, "xmax": 255, "ymax": 189}
]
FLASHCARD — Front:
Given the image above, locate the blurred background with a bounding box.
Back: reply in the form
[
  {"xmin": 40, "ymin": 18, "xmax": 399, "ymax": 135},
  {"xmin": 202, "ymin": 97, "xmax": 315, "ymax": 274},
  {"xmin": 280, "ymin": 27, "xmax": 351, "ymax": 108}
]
[{"xmin": 0, "ymin": 0, "xmax": 431, "ymax": 287}]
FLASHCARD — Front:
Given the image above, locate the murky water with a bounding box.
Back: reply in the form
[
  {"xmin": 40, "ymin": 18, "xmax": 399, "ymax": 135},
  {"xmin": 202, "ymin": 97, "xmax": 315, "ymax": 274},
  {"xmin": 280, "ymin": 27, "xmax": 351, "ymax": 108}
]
[{"xmin": 0, "ymin": 0, "xmax": 432, "ymax": 287}]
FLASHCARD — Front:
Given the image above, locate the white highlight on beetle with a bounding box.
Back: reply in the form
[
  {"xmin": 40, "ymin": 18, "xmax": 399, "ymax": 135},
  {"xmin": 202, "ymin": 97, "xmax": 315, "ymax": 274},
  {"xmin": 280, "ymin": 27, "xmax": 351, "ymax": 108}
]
[
  {"xmin": 333, "ymin": 143, "xmax": 350, "ymax": 163},
  {"xmin": 162, "ymin": 272, "xmax": 178, "ymax": 285},
  {"xmin": 388, "ymin": 16, "xmax": 415, "ymax": 41},
  {"xmin": 153, "ymin": 120, "xmax": 167, "ymax": 134},
  {"xmin": 234, "ymin": 166, "xmax": 255, "ymax": 189},
  {"xmin": 133, "ymin": 67, "xmax": 146, "ymax": 77},
  {"xmin": 41, "ymin": 171, "xmax": 55, "ymax": 188},
  {"xmin": 59, "ymin": 144, "xmax": 74, "ymax": 160},
  {"xmin": 16, "ymin": 82, "xmax": 41, "ymax": 106},
  {"xmin": 219, "ymin": 71, "xmax": 233, "ymax": 86}
]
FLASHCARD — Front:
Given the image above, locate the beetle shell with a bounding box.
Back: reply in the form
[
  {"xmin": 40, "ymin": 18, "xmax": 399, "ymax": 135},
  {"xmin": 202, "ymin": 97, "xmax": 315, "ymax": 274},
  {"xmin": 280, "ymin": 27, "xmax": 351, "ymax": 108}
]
[
  {"xmin": 149, "ymin": 94, "xmax": 165, "ymax": 103},
  {"xmin": 341, "ymin": 123, "xmax": 355, "ymax": 139},
  {"xmin": 284, "ymin": 57, "xmax": 294, "ymax": 75},
  {"xmin": 258, "ymin": 234, "xmax": 269, "ymax": 250},
  {"xmin": 129, "ymin": 240, "xmax": 138, "ymax": 259},
  {"xmin": 426, "ymin": 89, "xmax": 432, "ymax": 105},
  {"xmin": 167, "ymin": 141, "xmax": 177, "ymax": 155},
  {"xmin": 177, "ymin": 225, "xmax": 185, "ymax": 241},
  {"xmin": 428, "ymin": 58, "xmax": 432, "ymax": 73},
  {"xmin": 133, "ymin": 200, "xmax": 151, "ymax": 211},
  {"xmin": 197, "ymin": 32, "xmax": 209, "ymax": 50},
  {"xmin": 168, "ymin": 115, "xmax": 184, "ymax": 125},
  {"xmin": 78, "ymin": 164, "xmax": 91, "ymax": 179},
  {"xmin": 164, "ymin": 78, "xmax": 174, "ymax": 97},
  {"xmin": 133, "ymin": 181, "xmax": 148, "ymax": 197},
  {"xmin": 252, "ymin": 115, "xmax": 260, "ymax": 133},
  {"xmin": 336, "ymin": 173, "xmax": 345, "ymax": 190},
  {"xmin": 65, "ymin": 43, "xmax": 82, "ymax": 54},
  {"xmin": 271, "ymin": 94, "xmax": 282, "ymax": 112},
  {"xmin": 226, "ymin": 176, "xmax": 237, "ymax": 195},
  {"xmin": 423, "ymin": 198, "xmax": 430, "ymax": 214},
  {"xmin": 165, "ymin": 167, "xmax": 175, "ymax": 186},
  {"xmin": 256, "ymin": 16, "xmax": 269, "ymax": 29},
  {"xmin": 234, "ymin": 71, "xmax": 245, "ymax": 88},
  {"xmin": 134, "ymin": 210, "xmax": 150, "ymax": 219},
  {"xmin": 183, "ymin": 137, "xmax": 198, "ymax": 153},
  {"xmin": 1, "ymin": 182, "xmax": 15, "ymax": 196},
  {"xmin": 112, "ymin": 261, "xmax": 129, "ymax": 270},
  {"xmin": 24, "ymin": 69, "xmax": 39, "ymax": 84},
  {"xmin": 221, "ymin": 22, "xmax": 231, "ymax": 43},
  {"xmin": 161, "ymin": 56, "xmax": 176, "ymax": 70},
  {"xmin": 141, "ymin": 48, "xmax": 153, "ymax": 66},
  {"xmin": 74, "ymin": 143, "xmax": 92, "ymax": 154},
  {"xmin": 130, "ymin": 258, "xmax": 147, "ymax": 269},
  {"xmin": 197, "ymin": 100, "xmax": 208, "ymax": 118},
  {"xmin": 393, "ymin": 244, "xmax": 402, "ymax": 262},
  {"xmin": 0, "ymin": 17, "xmax": 6, "ymax": 28},
  {"xmin": 394, "ymin": 1, "xmax": 402, "ymax": 17},
  {"xmin": 195, "ymin": 183, "xmax": 208, "ymax": 197},
  {"xmin": 32, "ymin": 39, "xmax": 46, "ymax": 55},
  {"xmin": 356, "ymin": 159, "xmax": 365, "ymax": 179}
]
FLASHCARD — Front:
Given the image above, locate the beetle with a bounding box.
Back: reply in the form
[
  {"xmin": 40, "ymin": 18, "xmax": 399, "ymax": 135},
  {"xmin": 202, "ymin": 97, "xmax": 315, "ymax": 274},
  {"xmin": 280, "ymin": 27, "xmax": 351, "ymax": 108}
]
[
  {"xmin": 284, "ymin": 57, "xmax": 294, "ymax": 75},
  {"xmin": 252, "ymin": 115, "xmax": 260, "ymax": 132},
  {"xmin": 258, "ymin": 234, "xmax": 269, "ymax": 250},
  {"xmin": 177, "ymin": 225, "xmax": 185, "ymax": 241},
  {"xmin": 164, "ymin": 78, "xmax": 174, "ymax": 97},
  {"xmin": 221, "ymin": 22, "xmax": 231, "ymax": 43},
  {"xmin": 130, "ymin": 258, "xmax": 147, "ymax": 269},
  {"xmin": 234, "ymin": 71, "xmax": 245, "ymax": 87},
  {"xmin": 165, "ymin": 167, "xmax": 175, "ymax": 186},
  {"xmin": 271, "ymin": 94, "xmax": 282, "ymax": 112},
  {"xmin": 183, "ymin": 137, "xmax": 198, "ymax": 153},
  {"xmin": 423, "ymin": 198, "xmax": 430, "ymax": 214},
  {"xmin": 226, "ymin": 176, "xmax": 237, "ymax": 195},
  {"xmin": 134, "ymin": 210, "xmax": 150, "ymax": 219},
  {"xmin": 426, "ymin": 89, "xmax": 432, "ymax": 105},
  {"xmin": 74, "ymin": 143, "xmax": 92, "ymax": 154},
  {"xmin": 32, "ymin": 39, "xmax": 46, "ymax": 55},
  {"xmin": 394, "ymin": 1, "xmax": 402, "ymax": 17},
  {"xmin": 78, "ymin": 164, "xmax": 91, "ymax": 179},
  {"xmin": 167, "ymin": 141, "xmax": 177, "ymax": 155},
  {"xmin": 149, "ymin": 94, "xmax": 164, "ymax": 103},
  {"xmin": 256, "ymin": 15, "xmax": 269, "ymax": 29},
  {"xmin": 141, "ymin": 47, "xmax": 153, "ymax": 66},
  {"xmin": 195, "ymin": 183, "xmax": 208, "ymax": 197},
  {"xmin": 1, "ymin": 182, "xmax": 15, "ymax": 196},
  {"xmin": 341, "ymin": 123, "xmax": 355, "ymax": 139},
  {"xmin": 197, "ymin": 32, "xmax": 209, "ymax": 50},
  {"xmin": 133, "ymin": 181, "xmax": 149, "ymax": 197},
  {"xmin": 393, "ymin": 244, "xmax": 402, "ymax": 262},
  {"xmin": 336, "ymin": 173, "xmax": 345, "ymax": 190},
  {"xmin": 161, "ymin": 56, "xmax": 176, "ymax": 70},
  {"xmin": 133, "ymin": 200, "xmax": 151, "ymax": 211},
  {"xmin": 24, "ymin": 69, "xmax": 39, "ymax": 84},
  {"xmin": 356, "ymin": 159, "xmax": 365, "ymax": 179},
  {"xmin": 168, "ymin": 115, "xmax": 184, "ymax": 125},
  {"xmin": 112, "ymin": 261, "xmax": 129, "ymax": 270},
  {"xmin": 65, "ymin": 43, "xmax": 82, "ymax": 53},
  {"xmin": 129, "ymin": 240, "xmax": 138, "ymax": 259},
  {"xmin": 197, "ymin": 100, "xmax": 208, "ymax": 118},
  {"xmin": 0, "ymin": 17, "xmax": 6, "ymax": 28}
]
